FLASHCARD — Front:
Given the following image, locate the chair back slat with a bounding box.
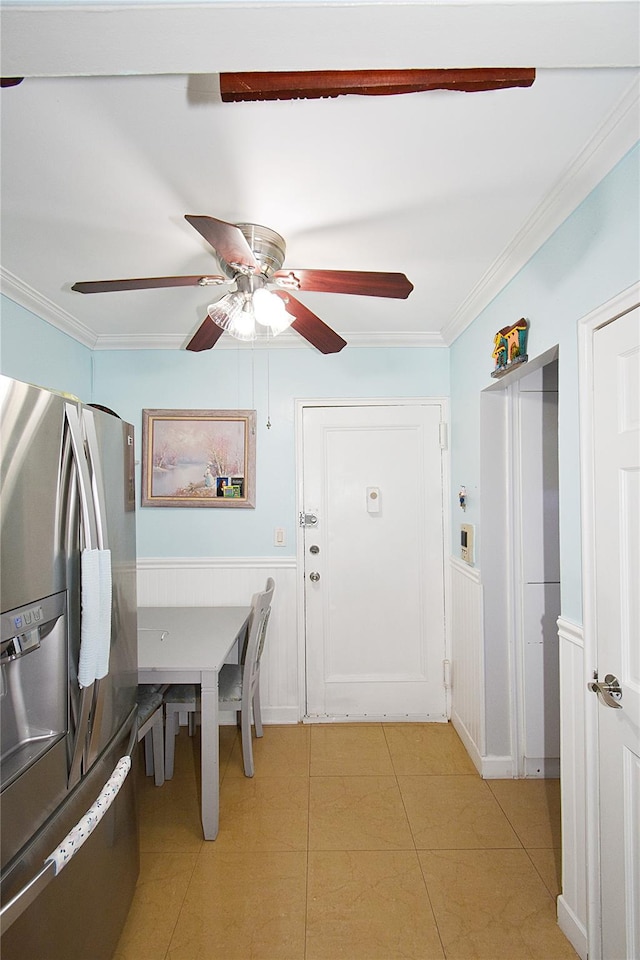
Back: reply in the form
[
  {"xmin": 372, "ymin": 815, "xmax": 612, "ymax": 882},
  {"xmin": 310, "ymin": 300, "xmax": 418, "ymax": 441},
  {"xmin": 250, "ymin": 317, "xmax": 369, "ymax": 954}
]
[{"xmin": 242, "ymin": 577, "xmax": 275, "ymax": 703}]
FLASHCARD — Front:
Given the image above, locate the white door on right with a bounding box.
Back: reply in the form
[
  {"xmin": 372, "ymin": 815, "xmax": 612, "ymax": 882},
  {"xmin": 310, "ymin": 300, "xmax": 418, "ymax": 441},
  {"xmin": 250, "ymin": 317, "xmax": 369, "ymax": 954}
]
[{"xmin": 592, "ymin": 306, "xmax": 640, "ymax": 960}]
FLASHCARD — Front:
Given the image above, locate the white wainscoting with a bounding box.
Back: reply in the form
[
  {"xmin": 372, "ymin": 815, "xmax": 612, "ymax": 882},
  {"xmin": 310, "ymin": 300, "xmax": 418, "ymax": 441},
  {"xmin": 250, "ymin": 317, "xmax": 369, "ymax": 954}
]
[
  {"xmin": 557, "ymin": 616, "xmax": 588, "ymax": 960},
  {"xmin": 137, "ymin": 557, "xmax": 300, "ymax": 724},
  {"xmin": 449, "ymin": 557, "xmax": 486, "ymax": 773}
]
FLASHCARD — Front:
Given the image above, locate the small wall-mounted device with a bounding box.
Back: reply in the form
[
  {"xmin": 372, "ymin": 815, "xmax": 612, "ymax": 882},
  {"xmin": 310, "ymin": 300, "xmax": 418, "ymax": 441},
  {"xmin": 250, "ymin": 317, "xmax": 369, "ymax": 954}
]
[
  {"xmin": 460, "ymin": 523, "xmax": 474, "ymax": 564},
  {"xmin": 458, "ymin": 486, "xmax": 467, "ymax": 510},
  {"xmin": 366, "ymin": 487, "xmax": 381, "ymax": 514}
]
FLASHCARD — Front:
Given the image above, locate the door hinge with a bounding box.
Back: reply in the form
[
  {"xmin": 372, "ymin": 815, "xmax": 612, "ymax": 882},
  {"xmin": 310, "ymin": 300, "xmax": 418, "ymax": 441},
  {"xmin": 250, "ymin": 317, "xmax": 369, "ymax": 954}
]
[
  {"xmin": 439, "ymin": 422, "xmax": 448, "ymax": 449},
  {"xmin": 443, "ymin": 658, "xmax": 451, "ymax": 688}
]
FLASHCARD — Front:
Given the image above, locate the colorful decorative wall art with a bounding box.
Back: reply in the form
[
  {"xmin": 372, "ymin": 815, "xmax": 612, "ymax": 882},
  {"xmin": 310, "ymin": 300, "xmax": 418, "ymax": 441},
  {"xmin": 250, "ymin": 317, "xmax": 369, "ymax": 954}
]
[{"xmin": 491, "ymin": 317, "xmax": 529, "ymax": 377}]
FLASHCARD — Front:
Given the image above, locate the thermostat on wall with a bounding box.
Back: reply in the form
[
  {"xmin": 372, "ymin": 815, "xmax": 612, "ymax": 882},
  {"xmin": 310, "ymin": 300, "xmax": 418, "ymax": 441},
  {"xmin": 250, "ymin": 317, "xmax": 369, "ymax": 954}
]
[{"xmin": 460, "ymin": 523, "xmax": 475, "ymax": 564}]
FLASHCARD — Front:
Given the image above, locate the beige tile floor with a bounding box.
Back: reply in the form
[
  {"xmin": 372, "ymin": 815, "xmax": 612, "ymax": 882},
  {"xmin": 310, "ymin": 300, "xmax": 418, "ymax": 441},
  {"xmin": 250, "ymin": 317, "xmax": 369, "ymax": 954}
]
[{"xmin": 114, "ymin": 723, "xmax": 578, "ymax": 960}]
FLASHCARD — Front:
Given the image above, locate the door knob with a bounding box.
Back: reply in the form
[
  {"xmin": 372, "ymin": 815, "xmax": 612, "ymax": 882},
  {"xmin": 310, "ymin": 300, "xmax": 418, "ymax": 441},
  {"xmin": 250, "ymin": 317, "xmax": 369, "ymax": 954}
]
[
  {"xmin": 309, "ymin": 571, "xmax": 320, "ymax": 582},
  {"xmin": 587, "ymin": 673, "xmax": 622, "ymax": 709}
]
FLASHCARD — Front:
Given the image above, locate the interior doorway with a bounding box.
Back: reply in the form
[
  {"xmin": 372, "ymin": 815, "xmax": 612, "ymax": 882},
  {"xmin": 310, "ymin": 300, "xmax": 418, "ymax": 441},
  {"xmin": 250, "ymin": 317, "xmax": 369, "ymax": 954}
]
[{"xmin": 480, "ymin": 348, "xmax": 561, "ymax": 777}]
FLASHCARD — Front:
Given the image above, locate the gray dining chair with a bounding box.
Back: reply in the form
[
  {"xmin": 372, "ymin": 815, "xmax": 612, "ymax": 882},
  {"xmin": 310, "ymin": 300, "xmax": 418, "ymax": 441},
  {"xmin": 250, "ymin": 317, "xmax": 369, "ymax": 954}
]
[
  {"xmin": 136, "ymin": 684, "xmax": 166, "ymax": 786},
  {"xmin": 163, "ymin": 682, "xmax": 197, "ymax": 779},
  {"xmin": 163, "ymin": 577, "xmax": 275, "ymax": 779},
  {"xmin": 219, "ymin": 576, "xmax": 275, "ymax": 777}
]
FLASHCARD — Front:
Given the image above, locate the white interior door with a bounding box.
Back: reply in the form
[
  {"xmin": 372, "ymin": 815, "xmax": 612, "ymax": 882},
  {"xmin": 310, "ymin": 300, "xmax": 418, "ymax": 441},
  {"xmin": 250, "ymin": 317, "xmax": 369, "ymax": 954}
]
[
  {"xmin": 592, "ymin": 306, "xmax": 640, "ymax": 960},
  {"xmin": 301, "ymin": 402, "xmax": 447, "ymax": 721}
]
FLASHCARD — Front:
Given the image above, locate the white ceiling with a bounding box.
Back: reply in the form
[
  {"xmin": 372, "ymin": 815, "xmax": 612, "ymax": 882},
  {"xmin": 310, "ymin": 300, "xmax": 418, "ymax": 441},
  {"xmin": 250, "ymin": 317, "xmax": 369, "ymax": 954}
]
[{"xmin": 1, "ymin": 2, "xmax": 638, "ymax": 351}]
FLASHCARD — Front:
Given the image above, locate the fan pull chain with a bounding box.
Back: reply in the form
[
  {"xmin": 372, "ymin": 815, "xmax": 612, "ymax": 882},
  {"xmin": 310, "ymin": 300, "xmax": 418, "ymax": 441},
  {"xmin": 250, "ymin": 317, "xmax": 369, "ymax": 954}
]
[
  {"xmin": 250, "ymin": 342, "xmax": 255, "ymax": 411},
  {"xmin": 266, "ymin": 347, "xmax": 271, "ymax": 429}
]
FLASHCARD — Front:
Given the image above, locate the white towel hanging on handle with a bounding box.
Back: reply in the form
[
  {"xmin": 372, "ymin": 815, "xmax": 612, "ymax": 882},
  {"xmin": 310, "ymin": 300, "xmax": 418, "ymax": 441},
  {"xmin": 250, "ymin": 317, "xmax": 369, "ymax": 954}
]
[
  {"xmin": 78, "ymin": 548, "xmax": 112, "ymax": 687},
  {"xmin": 95, "ymin": 548, "xmax": 112, "ymax": 679}
]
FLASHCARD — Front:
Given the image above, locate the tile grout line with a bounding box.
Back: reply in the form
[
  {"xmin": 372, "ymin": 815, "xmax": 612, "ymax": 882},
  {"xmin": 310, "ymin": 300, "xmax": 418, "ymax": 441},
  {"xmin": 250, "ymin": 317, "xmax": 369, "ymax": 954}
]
[
  {"xmin": 304, "ymin": 726, "xmax": 311, "ymax": 960},
  {"xmin": 164, "ymin": 841, "xmax": 205, "ymax": 960},
  {"xmin": 382, "ymin": 724, "xmax": 449, "ymax": 959}
]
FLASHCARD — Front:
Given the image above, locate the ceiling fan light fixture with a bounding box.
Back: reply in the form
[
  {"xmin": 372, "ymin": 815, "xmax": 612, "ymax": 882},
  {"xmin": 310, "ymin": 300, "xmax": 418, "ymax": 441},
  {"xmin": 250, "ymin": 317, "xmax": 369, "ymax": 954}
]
[
  {"xmin": 252, "ymin": 288, "xmax": 294, "ymax": 336},
  {"xmin": 207, "ymin": 291, "xmax": 256, "ymax": 341}
]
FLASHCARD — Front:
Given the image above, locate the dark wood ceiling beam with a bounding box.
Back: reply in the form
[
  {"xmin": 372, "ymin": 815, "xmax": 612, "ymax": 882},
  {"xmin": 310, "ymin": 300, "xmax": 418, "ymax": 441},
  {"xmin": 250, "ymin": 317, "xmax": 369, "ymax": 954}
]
[{"xmin": 220, "ymin": 68, "xmax": 535, "ymax": 103}]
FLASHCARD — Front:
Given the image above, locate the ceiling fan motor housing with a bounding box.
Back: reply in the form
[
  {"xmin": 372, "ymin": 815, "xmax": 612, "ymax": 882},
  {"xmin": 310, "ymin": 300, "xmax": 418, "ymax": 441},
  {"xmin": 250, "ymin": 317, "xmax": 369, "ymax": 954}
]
[{"xmin": 232, "ymin": 223, "xmax": 287, "ymax": 278}]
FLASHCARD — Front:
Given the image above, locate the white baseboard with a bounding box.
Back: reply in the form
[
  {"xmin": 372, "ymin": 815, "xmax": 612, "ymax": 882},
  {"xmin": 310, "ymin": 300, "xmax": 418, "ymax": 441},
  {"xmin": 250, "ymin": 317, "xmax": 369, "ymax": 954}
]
[
  {"xmin": 302, "ymin": 714, "xmax": 448, "ymax": 724},
  {"xmin": 480, "ymin": 755, "xmax": 515, "ymax": 778},
  {"xmin": 219, "ymin": 706, "xmax": 301, "ymax": 725},
  {"xmin": 261, "ymin": 706, "xmax": 301, "ymax": 725},
  {"xmin": 452, "ymin": 710, "xmax": 515, "ymax": 778},
  {"xmin": 451, "ymin": 710, "xmax": 483, "ymax": 774},
  {"xmin": 524, "ymin": 757, "xmax": 561, "ymax": 778},
  {"xmin": 557, "ymin": 895, "xmax": 588, "ymax": 960}
]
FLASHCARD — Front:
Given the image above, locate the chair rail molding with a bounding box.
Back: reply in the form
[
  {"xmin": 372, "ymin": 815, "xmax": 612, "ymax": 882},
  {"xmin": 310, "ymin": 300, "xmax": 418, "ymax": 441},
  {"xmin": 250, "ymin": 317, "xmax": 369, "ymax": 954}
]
[{"xmin": 137, "ymin": 556, "xmax": 295, "ymax": 571}]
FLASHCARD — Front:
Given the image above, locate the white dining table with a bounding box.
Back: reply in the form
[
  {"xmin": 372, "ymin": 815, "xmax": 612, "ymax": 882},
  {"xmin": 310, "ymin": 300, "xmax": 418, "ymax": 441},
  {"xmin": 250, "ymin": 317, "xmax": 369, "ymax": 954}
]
[{"xmin": 137, "ymin": 605, "xmax": 251, "ymax": 840}]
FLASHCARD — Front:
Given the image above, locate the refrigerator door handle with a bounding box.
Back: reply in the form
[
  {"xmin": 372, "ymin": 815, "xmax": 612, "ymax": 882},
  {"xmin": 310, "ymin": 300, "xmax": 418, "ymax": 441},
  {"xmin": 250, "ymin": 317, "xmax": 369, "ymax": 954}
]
[
  {"xmin": 0, "ymin": 726, "xmax": 136, "ymax": 938},
  {"xmin": 68, "ymin": 683, "xmax": 94, "ymax": 788},
  {"xmin": 82, "ymin": 408, "xmax": 110, "ymax": 551},
  {"xmin": 65, "ymin": 403, "xmax": 100, "ymax": 785},
  {"xmin": 0, "ymin": 862, "xmax": 56, "ymax": 938},
  {"xmin": 83, "ymin": 410, "xmax": 113, "ymax": 766},
  {"xmin": 86, "ymin": 678, "xmax": 106, "ymax": 768},
  {"xmin": 64, "ymin": 403, "xmax": 98, "ymax": 550}
]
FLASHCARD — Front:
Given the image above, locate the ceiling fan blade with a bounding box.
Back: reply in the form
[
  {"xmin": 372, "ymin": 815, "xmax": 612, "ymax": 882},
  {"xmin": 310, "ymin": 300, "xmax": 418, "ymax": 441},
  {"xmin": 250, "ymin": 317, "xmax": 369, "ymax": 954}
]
[
  {"xmin": 185, "ymin": 215, "xmax": 258, "ymax": 271},
  {"xmin": 273, "ymin": 269, "xmax": 413, "ymax": 299},
  {"xmin": 273, "ymin": 291, "xmax": 346, "ymax": 354},
  {"xmin": 72, "ymin": 275, "xmax": 227, "ymax": 294},
  {"xmin": 220, "ymin": 68, "xmax": 535, "ymax": 102},
  {"xmin": 185, "ymin": 316, "xmax": 225, "ymax": 352}
]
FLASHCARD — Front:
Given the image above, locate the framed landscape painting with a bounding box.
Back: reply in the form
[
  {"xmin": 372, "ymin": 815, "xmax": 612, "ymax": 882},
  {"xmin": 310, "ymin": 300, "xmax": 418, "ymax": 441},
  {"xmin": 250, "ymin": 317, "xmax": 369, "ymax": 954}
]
[{"xmin": 141, "ymin": 408, "xmax": 256, "ymax": 507}]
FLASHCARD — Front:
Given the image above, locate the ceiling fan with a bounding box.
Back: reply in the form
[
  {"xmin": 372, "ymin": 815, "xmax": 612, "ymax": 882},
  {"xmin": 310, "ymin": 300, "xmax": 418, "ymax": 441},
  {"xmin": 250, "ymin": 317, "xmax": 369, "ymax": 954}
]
[
  {"xmin": 69, "ymin": 69, "xmax": 535, "ymax": 351},
  {"xmin": 72, "ymin": 215, "xmax": 414, "ymax": 354}
]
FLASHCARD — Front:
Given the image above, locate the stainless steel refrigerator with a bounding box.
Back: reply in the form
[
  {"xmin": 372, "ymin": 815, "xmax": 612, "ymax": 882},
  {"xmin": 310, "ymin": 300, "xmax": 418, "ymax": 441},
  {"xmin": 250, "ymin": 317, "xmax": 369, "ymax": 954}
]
[{"xmin": 0, "ymin": 375, "xmax": 139, "ymax": 959}]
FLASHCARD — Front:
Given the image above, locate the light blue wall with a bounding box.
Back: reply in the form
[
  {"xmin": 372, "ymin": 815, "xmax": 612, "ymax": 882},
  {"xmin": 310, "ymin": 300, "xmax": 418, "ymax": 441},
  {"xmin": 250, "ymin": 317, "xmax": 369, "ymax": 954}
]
[
  {"xmin": 3, "ymin": 142, "xmax": 637, "ymax": 606},
  {"xmin": 450, "ymin": 142, "xmax": 640, "ymax": 623},
  {"xmin": 93, "ymin": 345, "xmax": 450, "ymax": 557},
  {"xmin": 0, "ymin": 296, "xmax": 93, "ymax": 400}
]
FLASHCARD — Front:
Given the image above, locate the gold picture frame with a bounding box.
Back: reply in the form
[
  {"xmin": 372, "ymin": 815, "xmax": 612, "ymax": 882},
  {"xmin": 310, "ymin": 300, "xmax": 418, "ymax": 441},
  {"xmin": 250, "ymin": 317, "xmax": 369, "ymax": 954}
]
[{"xmin": 141, "ymin": 408, "xmax": 256, "ymax": 507}]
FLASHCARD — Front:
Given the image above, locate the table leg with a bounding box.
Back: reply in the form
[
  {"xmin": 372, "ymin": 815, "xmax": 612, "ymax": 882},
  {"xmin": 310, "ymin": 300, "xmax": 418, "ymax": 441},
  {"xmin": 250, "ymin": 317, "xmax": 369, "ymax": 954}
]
[{"xmin": 199, "ymin": 670, "xmax": 219, "ymax": 840}]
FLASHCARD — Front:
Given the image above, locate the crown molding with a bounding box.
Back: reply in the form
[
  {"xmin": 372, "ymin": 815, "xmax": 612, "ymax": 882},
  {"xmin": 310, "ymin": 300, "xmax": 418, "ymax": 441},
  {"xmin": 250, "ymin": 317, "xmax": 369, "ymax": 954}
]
[
  {"xmin": 442, "ymin": 77, "xmax": 640, "ymax": 346},
  {"xmin": 1, "ymin": 270, "xmax": 444, "ymax": 351},
  {"xmin": 1, "ymin": 267, "xmax": 98, "ymax": 349},
  {"xmin": 92, "ymin": 329, "xmax": 446, "ymax": 351}
]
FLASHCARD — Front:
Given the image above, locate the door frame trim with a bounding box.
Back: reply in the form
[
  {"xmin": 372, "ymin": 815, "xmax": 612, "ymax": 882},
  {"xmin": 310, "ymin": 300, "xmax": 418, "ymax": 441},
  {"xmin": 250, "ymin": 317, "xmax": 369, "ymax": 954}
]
[
  {"xmin": 577, "ymin": 281, "xmax": 640, "ymax": 960},
  {"xmin": 294, "ymin": 397, "xmax": 450, "ymax": 722},
  {"xmin": 480, "ymin": 346, "xmax": 559, "ymax": 776}
]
